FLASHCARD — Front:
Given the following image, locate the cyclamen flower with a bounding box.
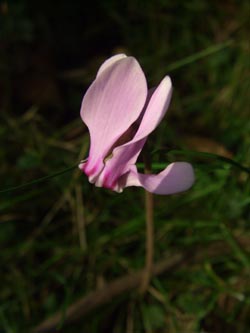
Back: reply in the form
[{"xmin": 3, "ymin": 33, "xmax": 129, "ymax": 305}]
[{"xmin": 79, "ymin": 54, "xmax": 194, "ymax": 194}]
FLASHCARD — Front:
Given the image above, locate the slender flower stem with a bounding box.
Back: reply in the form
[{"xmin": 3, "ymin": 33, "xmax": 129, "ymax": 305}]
[
  {"xmin": 140, "ymin": 189, "xmax": 154, "ymax": 294},
  {"xmin": 137, "ymin": 150, "xmax": 250, "ymax": 174},
  {"xmin": 140, "ymin": 153, "xmax": 154, "ymax": 294},
  {"xmin": 169, "ymin": 149, "xmax": 250, "ymax": 174}
]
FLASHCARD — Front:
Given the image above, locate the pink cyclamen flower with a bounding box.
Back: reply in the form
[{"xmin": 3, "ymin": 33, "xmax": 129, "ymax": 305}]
[{"xmin": 79, "ymin": 54, "xmax": 195, "ymax": 194}]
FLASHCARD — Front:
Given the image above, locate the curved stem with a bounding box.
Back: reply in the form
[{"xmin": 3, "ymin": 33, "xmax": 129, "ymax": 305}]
[
  {"xmin": 169, "ymin": 149, "xmax": 250, "ymax": 174},
  {"xmin": 141, "ymin": 149, "xmax": 250, "ymax": 174}
]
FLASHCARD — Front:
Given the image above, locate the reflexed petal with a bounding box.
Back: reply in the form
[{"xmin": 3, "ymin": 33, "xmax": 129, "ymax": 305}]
[
  {"xmin": 123, "ymin": 162, "xmax": 195, "ymax": 195},
  {"xmin": 81, "ymin": 56, "xmax": 147, "ymax": 178},
  {"xmin": 131, "ymin": 75, "xmax": 172, "ymax": 142},
  {"xmin": 96, "ymin": 54, "xmax": 127, "ymax": 77},
  {"xmin": 112, "ymin": 75, "xmax": 172, "ymax": 162}
]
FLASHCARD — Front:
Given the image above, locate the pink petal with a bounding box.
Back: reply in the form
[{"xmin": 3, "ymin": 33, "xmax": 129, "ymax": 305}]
[
  {"xmin": 80, "ymin": 56, "xmax": 148, "ymax": 180},
  {"xmin": 95, "ymin": 138, "xmax": 146, "ymax": 189},
  {"xmin": 95, "ymin": 76, "xmax": 173, "ymax": 187},
  {"xmin": 112, "ymin": 75, "xmax": 172, "ymax": 163},
  {"xmin": 96, "ymin": 54, "xmax": 127, "ymax": 77},
  {"xmin": 123, "ymin": 162, "xmax": 195, "ymax": 195},
  {"xmin": 131, "ymin": 75, "xmax": 172, "ymax": 142}
]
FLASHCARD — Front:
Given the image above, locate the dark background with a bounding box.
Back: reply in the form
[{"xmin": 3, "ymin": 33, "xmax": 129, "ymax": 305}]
[{"xmin": 0, "ymin": 1, "xmax": 249, "ymax": 332}]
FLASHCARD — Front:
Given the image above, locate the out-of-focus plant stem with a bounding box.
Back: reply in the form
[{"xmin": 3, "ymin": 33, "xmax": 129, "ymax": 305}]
[{"xmin": 140, "ymin": 151, "xmax": 154, "ymax": 294}]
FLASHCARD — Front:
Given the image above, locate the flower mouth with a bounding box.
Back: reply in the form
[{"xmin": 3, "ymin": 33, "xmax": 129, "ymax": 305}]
[
  {"xmin": 79, "ymin": 158, "xmax": 117, "ymax": 189},
  {"xmin": 79, "ymin": 161, "xmax": 101, "ymax": 183}
]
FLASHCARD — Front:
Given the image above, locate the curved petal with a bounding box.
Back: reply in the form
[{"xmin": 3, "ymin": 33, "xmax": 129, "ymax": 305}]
[
  {"xmin": 96, "ymin": 54, "xmax": 127, "ymax": 77},
  {"xmin": 112, "ymin": 75, "xmax": 172, "ymax": 164},
  {"xmin": 132, "ymin": 75, "xmax": 172, "ymax": 142},
  {"xmin": 95, "ymin": 76, "xmax": 173, "ymax": 186},
  {"xmin": 80, "ymin": 56, "xmax": 148, "ymax": 179},
  {"xmin": 123, "ymin": 162, "xmax": 195, "ymax": 195}
]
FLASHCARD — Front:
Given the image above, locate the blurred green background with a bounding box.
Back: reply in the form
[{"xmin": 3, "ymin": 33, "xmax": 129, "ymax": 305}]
[{"xmin": 0, "ymin": 0, "xmax": 249, "ymax": 332}]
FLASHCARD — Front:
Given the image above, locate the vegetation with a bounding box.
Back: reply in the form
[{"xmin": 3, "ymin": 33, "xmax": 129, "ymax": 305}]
[{"xmin": 0, "ymin": 1, "xmax": 249, "ymax": 332}]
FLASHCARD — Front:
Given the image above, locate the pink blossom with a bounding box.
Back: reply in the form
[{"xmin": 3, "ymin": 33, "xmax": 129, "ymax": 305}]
[{"xmin": 79, "ymin": 54, "xmax": 194, "ymax": 194}]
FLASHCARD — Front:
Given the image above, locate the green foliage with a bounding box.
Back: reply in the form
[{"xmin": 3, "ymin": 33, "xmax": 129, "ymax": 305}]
[{"xmin": 0, "ymin": 0, "xmax": 249, "ymax": 332}]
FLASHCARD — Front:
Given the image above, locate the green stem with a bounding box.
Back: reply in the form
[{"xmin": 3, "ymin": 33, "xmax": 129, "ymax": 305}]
[
  {"xmin": 137, "ymin": 149, "xmax": 250, "ymax": 174},
  {"xmin": 167, "ymin": 40, "xmax": 233, "ymax": 72},
  {"xmin": 140, "ymin": 189, "xmax": 154, "ymax": 294},
  {"xmin": 169, "ymin": 149, "xmax": 250, "ymax": 174},
  {"xmin": 0, "ymin": 164, "xmax": 79, "ymax": 194},
  {"xmin": 140, "ymin": 151, "xmax": 154, "ymax": 294}
]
